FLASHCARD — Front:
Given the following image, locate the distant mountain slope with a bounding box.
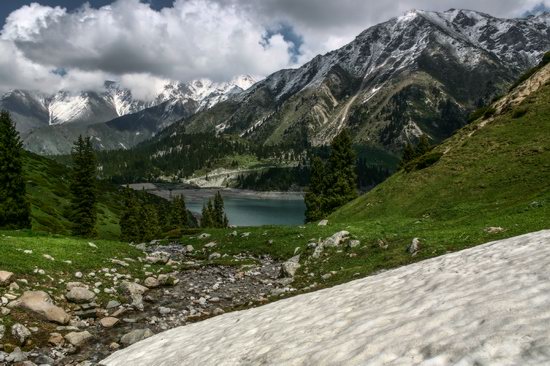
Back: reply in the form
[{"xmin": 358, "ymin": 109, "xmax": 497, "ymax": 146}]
[
  {"xmin": 171, "ymin": 10, "xmax": 550, "ymax": 152},
  {"xmin": 2, "ymin": 76, "xmax": 257, "ymax": 155},
  {"xmin": 331, "ymin": 55, "xmax": 550, "ymax": 226}
]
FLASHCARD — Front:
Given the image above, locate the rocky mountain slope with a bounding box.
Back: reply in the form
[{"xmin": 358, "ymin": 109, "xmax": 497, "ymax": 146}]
[
  {"xmin": 2, "ymin": 76, "xmax": 256, "ymax": 155},
  {"xmin": 167, "ymin": 9, "xmax": 550, "ymax": 152}
]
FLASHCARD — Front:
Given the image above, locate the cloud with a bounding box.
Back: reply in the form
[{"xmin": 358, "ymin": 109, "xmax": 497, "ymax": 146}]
[{"xmin": 0, "ymin": 0, "xmax": 548, "ymax": 96}]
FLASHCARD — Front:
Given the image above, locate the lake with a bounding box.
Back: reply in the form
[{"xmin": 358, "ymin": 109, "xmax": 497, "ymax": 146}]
[{"xmin": 129, "ymin": 185, "xmax": 306, "ymax": 227}]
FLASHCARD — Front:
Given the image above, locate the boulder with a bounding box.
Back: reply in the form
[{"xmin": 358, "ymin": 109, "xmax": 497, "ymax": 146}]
[
  {"xmin": 407, "ymin": 238, "xmax": 420, "ymax": 256},
  {"xmin": 66, "ymin": 287, "xmax": 96, "ymax": 304},
  {"xmin": 318, "ymin": 219, "xmax": 329, "ymax": 226},
  {"xmin": 48, "ymin": 332, "xmax": 64, "ymax": 347},
  {"xmin": 64, "ymin": 331, "xmax": 92, "ymax": 347},
  {"xmin": 144, "ymin": 277, "xmax": 160, "ymax": 288},
  {"xmin": 119, "ymin": 281, "xmax": 148, "ymax": 296},
  {"xmin": 6, "ymin": 348, "xmax": 27, "ymax": 363},
  {"xmin": 348, "ymin": 240, "xmax": 361, "ymax": 248},
  {"xmin": 204, "ymin": 242, "xmax": 217, "ymax": 248},
  {"xmin": 281, "ymin": 255, "xmax": 301, "ymax": 278},
  {"xmin": 120, "ymin": 329, "xmax": 154, "ymax": 346},
  {"xmin": 209, "ymin": 253, "xmax": 221, "ymax": 260},
  {"xmin": 66, "ymin": 282, "xmax": 88, "ymax": 291},
  {"xmin": 11, "ymin": 323, "xmax": 31, "ymax": 345},
  {"xmin": 322, "ymin": 231, "xmax": 350, "ymax": 247},
  {"xmin": 0, "ymin": 271, "xmax": 14, "ymax": 286},
  {"xmin": 100, "ymin": 317, "xmax": 120, "ymax": 328},
  {"xmin": 185, "ymin": 245, "xmax": 194, "ymax": 252},
  {"xmin": 145, "ymin": 252, "xmax": 170, "ymax": 264},
  {"xmin": 8, "ymin": 291, "xmax": 70, "ymax": 324}
]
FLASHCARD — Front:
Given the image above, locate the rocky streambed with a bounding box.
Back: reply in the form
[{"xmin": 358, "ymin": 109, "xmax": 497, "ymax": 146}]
[{"xmin": 0, "ymin": 242, "xmax": 299, "ymax": 366}]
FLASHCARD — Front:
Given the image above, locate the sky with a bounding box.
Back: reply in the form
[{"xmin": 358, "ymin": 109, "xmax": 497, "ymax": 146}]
[{"xmin": 0, "ymin": 0, "xmax": 549, "ymax": 99}]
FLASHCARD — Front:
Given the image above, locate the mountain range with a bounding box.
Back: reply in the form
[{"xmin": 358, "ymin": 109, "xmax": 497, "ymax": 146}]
[
  {"xmin": 1, "ymin": 75, "xmax": 256, "ymax": 154},
  {"xmin": 3, "ymin": 9, "xmax": 550, "ymax": 159}
]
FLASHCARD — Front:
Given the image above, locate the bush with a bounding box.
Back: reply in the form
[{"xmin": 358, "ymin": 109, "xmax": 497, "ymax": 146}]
[
  {"xmin": 404, "ymin": 152, "xmax": 443, "ymax": 172},
  {"xmin": 512, "ymin": 107, "xmax": 528, "ymax": 119},
  {"xmin": 483, "ymin": 107, "xmax": 496, "ymax": 120}
]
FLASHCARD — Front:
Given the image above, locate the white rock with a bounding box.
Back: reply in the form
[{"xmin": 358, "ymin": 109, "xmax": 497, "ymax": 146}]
[
  {"xmin": 75, "ymin": 272, "xmax": 83, "ymax": 279},
  {"xmin": 65, "ymin": 331, "xmax": 93, "ymax": 347},
  {"xmin": 407, "ymin": 238, "xmax": 421, "ymax": 256},
  {"xmin": 0, "ymin": 271, "xmax": 14, "ymax": 285},
  {"xmin": 8, "ymin": 291, "xmax": 70, "ymax": 324},
  {"xmin": 318, "ymin": 219, "xmax": 328, "ymax": 226},
  {"xmin": 11, "ymin": 323, "xmax": 31, "ymax": 345},
  {"xmin": 281, "ymin": 255, "xmax": 301, "ymax": 278},
  {"xmin": 43, "ymin": 254, "xmax": 55, "ymax": 261},
  {"xmin": 66, "ymin": 287, "xmax": 96, "ymax": 303}
]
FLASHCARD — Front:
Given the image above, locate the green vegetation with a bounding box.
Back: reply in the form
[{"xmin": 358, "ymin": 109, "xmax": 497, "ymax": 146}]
[
  {"xmin": 399, "ymin": 134, "xmax": 432, "ymax": 168},
  {"xmin": 508, "ymin": 50, "xmax": 550, "ymax": 91},
  {"xmin": 0, "ymin": 111, "xmax": 31, "ymax": 229},
  {"xmin": 69, "ymin": 136, "xmax": 98, "ymax": 237},
  {"xmin": 201, "ymin": 191, "xmax": 229, "ymax": 228},
  {"xmin": 305, "ymin": 130, "xmax": 358, "ymax": 222}
]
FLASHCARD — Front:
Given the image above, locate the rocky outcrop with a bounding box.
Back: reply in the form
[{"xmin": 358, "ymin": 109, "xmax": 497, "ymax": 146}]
[{"xmin": 8, "ymin": 291, "xmax": 70, "ymax": 324}]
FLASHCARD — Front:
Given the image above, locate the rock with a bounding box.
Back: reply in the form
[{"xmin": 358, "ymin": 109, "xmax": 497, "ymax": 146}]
[
  {"xmin": 0, "ymin": 271, "xmax": 14, "ymax": 286},
  {"xmin": 106, "ymin": 300, "xmax": 121, "ymax": 309},
  {"xmin": 111, "ymin": 259, "xmax": 129, "ymax": 267},
  {"xmin": 66, "ymin": 287, "xmax": 96, "ymax": 304},
  {"xmin": 120, "ymin": 329, "xmax": 154, "ymax": 346},
  {"xmin": 0, "ymin": 324, "xmax": 5, "ymax": 340},
  {"xmin": 322, "ymin": 231, "xmax": 350, "ymax": 247},
  {"xmin": 312, "ymin": 244, "xmax": 324, "ymax": 259},
  {"xmin": 407, "ymin": 238, "xmax": 421, "ymax": 256},
  {"xmin": 212, "ymin": 307, "xmax": 224, "ymax": 316},
  {"xmin": 6, "ymin": 348, "xmax": 27, "ymax": 363},
  {"xmin": 241, "ymin": 232, "xmax": 251, "ymax": 238},
  {"xmin": 100, "ymin": 317, "xmax": 120, "ymax": 328},
  {"xmin": 75, "ymin": 272, "xmax": 83, "ymax": 279},
  {"xmin": 120, "ymin": 281, "xmax": 148, "ymax": 296},
  {"xmin": 158, "ymin": 307, "xmax": 172, "ymax": 315},
  {"xmin": 348, "ymin": 240, "xmax": 361, "ymax": 248},
  {"xmin": 185, "ymin": 245, "xmax": 194, "ymax": 252},
  {"xmin": 281, "ymin": 255, "xmax": 301, "ymax": 278},
  {"xmin": 9, "ymin": 282, "xmax": 20, "ymax": 291},
  {"xmin": 34, "ymin": 354, "xmax": 55, "ymax": 365},
  {"xmin": 209, "ymin": 252, "xmax": 221, "ymax": 260},
  {"xmin": 66, "ymin": 282, "xmax": 88, "ymax": 291},
  {"xmin": 377, "ymin": 239, "xmax": 389, "ymax": 249},
  {"xmin": 64, "ymin": 331, "xmax": 92, "ymax": 347},
  {"xmin": 204, "ymin": 242, "xmax": 217, "ymax": 248},
  {"xmin": 144, "ymin": 277, "xmax": 160, "ymax": 288},
  {"xmin": 11, "ymin": 323, "xmax": 31, "ymax": 345},
  {"xmin": 42, "ymin": 254, "xmax": 55, "ymax": 261},
  {"xmin": 157, "ymin": 274, "xmax": 178, "ymax": 286},
  {"xmin": 75, "ymin": 309, "xmax": 98, "ymax": 319},
  {"xmin": 8, "ymin": 291, "xmax": 70, "ymax": 324},
  {"xmin": 485, "ymin": 226, "xmax": 505, "ymax": 234},
  {"xmin": 110, "ymin": 342, "xmax": 120, "ymax": 350},
  {"xmin": 318, "ymin": 219, "xmax": 328, "ymax": 226},
  {"xmin": 1, "ymin": 306, "xmax": 11, "ymax": 316},
  {"xmin": 145, "ymin": 252, "xmax": 170, "ymax": 264},
  {"xmin": 198, "ymin": 233, "xmax": 211, "ymax": 239},
  {"xmin": 48, "ymin": 332, "xmax": 64, "ymax": 346}
]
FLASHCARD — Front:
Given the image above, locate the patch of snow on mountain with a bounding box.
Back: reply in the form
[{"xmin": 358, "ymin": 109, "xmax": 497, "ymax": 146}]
[
  {"xmin": 48, "ymin": 93, "xmax": 92, "ymax": 125},
  {"xmin": 102, "ymin": 230, "xmax": 550, "ymax": 366}
]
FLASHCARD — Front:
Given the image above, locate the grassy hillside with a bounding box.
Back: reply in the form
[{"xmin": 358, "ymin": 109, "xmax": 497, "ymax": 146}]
[{"xmin": 24, "ymin": 152, "xmax": 168, "ymax": 239}]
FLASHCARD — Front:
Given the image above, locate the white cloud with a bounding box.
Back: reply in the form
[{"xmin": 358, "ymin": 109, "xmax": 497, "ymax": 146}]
[{"xmin": 0, "ymin": 0, "xmax": 548, "ymax": 95}]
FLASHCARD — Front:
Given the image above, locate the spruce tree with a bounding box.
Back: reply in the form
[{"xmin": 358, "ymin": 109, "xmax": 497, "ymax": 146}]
[
  {"xmin": 201, "ymin": 201, "xmax": 213, "ymax": 228},
  {"xmin": 171, "ymin": 195, "xmax": 189, "ymax": 229},
  {"xmin": 69, "ymin": 136, "xmax": 97, "ymax": 237},
  {"xmin": 212, "ymin": 191, "xmax": 227, "ymax": 228},
  {"xmin": 304, "ymin": 156, "xmax": 326, "ymax": 222},
  {"xmin": 120, "ymin": 187, "xmax": 142, "ymax": 242},
  {"xmin": 400, "ymin": 143, "xmax": 416, "ymax": 167},
  {"xmin": 415, "ymin": 134, "xmax": 432, "ymax": 156},
  {"xmin": 0, "ymin": 111, "xmax": 31, "ymax": 229},
  {"xmin": 323, "ymin": 130, "xmax": 358, "ymax": 213},
  {"xmin": 141, "ymin": 204, "xmax": 160, "ymax": 241}
]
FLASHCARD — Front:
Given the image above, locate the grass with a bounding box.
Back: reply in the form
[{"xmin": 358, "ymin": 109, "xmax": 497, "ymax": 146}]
[{"xmin": 175, "ymin": 76, "xmax": 550, "ymax": 292}]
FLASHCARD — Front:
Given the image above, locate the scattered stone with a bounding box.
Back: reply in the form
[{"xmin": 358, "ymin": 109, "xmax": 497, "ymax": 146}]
[
  {"xmin": 11, "ymin": 323, "xmax": 31, "ymax": 345},
  {"xmin": 158, "ymin": 307, "xmax": 172, "ymax": 315},
  {"xmin": 378, "ymin": 239, "xmax": 389, "ymax": 249},
  {"xmin": 64, "ymin": 331, "xmax": 92, "ymax": 347},
  {"xmin": 212, "ymin": 307, "xmax": 224, "ymax": 316},
  {"xmin": 323, "ymin": 231, "xmax": 350, "ymax": 247},
  {"xmin": 120, "ymin": 329, "xmax": 154, "ymax": 346},
  {"xmin": 144, "ymin": 277, "xmax": 160, "ymax": 288},
  {"xmin": 145, "ymin": 252, "xmax": 171, "ymax": 264},
  {"xmin": 209, "ymin": 253, "xmax": 221, "ymax": 260},
  {"xmin": 485, "ymin": 226, "xmax": 505, "ymax": 234},
  {"xmin": 66, "ymin": 282, "xmax": 88, "ymax": 291},
  {"xmin": 66, "ymin": 287, "xmax": 96, "ymax": 304},
  {"xmin": 281, "ymin": 255, "xmax": 301, "ymax": 278},
  {"xmin": 88, "ymin": 242, "xmax": 98, "ymax": 248},
  {"xmin": 318, "ymin": 219, "xmax": 328, "ymax": 226},
  {"xmin": 9, "ymin": 281, "xmax": 20, "ymax": 291},
  {"xmin": 8, "ymin": 291, "xmax": 70, "ymax": 324},
  {"xmin": 106, "ymin": 300, "xmax": 121, "ymax": 309},
  {"xmin": 110, "ymin": 342, "xmax": 120, "ymax": 350},
  {"xmin": 230, "ymin": 231, "xmax": 238, "ymax": 237},
  {"xmin": 119, "ymin": 281, "xmax": 148, "ymax": 296},
  {"xmin": 0, "ymin": 271, "xmax": 14, "ymax": 286},
  {"xmin": 6, "ymin": 347, "xmax": 27, "ymax": 363},
  {"xmin": 48, "ymin": 333, "xmax": 64, "ymax": 347},
  {"xmin": 348, "ymin": 240, "xmax": 361, "ymax": 248},
  {"xmin": 241, "ymin": 232, "xmax": 251, "ymax": 238},
  {"xmin": 407, "ymin": 238, "xmax": 421, "ymax": 256},
  {"xmin": 185, "ymin": 245, "xmax": 194, "ymax": 252},
  {"xmin": 1, "ymin": 307, "xmax": 11, "ymax": 316},
  {"xmin": 23, "ymin": 250, "xmax": 33, "ymax": 254},
  {"xmin": 42, "ymin": 254, "xmax": 55, "ymax": 261},
  {"xmin": 100, "ymin": 317, "xmax": 120, "ymax": 328},
  {"xmin": 111, "ymin": 259, "xmax": 130, "ymax": 267},
  {"xmin": 204, "ymin": 242, "xmax": 217, "ymax": 248},
  {"xmin": 157, "ymin": 274, "xmax": 178, "ymax": 286},
  {"xmin": 198, "ymin": 233, "xmax": 211, "ymax": 239},
  {"xmin": 75, "ymin": 272, "xmax": 83, "ymax": 279},
  {"xmin": 34, "ymin": 354, "xmax": 55, "ymax": 365},
  {"xmin": 0, "ymin": 324, "xmax": 5, "ymax": 340}
]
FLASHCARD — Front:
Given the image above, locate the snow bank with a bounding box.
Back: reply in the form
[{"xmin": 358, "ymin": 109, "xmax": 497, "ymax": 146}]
[{"xmin": 102, "ymin": 230, "xmax": 550, "ymax": 366}]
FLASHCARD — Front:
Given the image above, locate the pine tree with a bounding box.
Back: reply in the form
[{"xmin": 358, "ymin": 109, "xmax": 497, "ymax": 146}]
[
  {"xmin": 416, "ymin": 134, "xmax": 432, "ymax": 156},
  {"xmin": 399, "ymin": 143, "xmax": 416, "ymax": 167},
  {"xmin": 213, "ymin": 191, "xmax": 226, "ymax": 228},
  {"xmin": 0, "ymin": 111, "xmax": 31, "ymax": 229},
  {"xmin": 400, "ymin": 135, "xmax": 432, "ymax": 168},
  {"xmin": 304, "ymin": 156, "xmax": 326, "ymax": 222},
  {"xmin": 171, "ymin": 195, "xmax": 189, "ymax": 229},
  {"xmin": 201, "ymin": 201, "xmax": 213, "ymax": 228},
  {"xmin": 141, "ymin": 204, "xmax": 160, "ymax": 241},
  {"xmin": 323, "ymin": 130, "xmax": 358, "ymax": 213},
  {"xmin": 119, "ymin": 187, "xmax": 142, "ymax": 242},
  {"xmin": 69, "ymin": 136, "xmax": 97, "ymax": 237}
]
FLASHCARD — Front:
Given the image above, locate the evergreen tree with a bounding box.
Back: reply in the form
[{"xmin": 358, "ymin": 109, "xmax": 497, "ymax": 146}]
[
  {"xmin": 399, "ymin": 134, "xmax": 432, "ymax": 168},
  {"xmin": 170, "ymin": 195, "xmax": 189, "ymax": 229},
  {"xmin": 304, "ymin": 156, "xmax": 326, "ymax": 222},
  {"xmin": 0, "ymin": 111, "xmax": 31, "ymax": 229},
  {"xmin": 213, "ymin": 191, "xmax": 227, "ymax": 228},
  {"xmin": 69, "ymin": 136, "xmax": 97, "ymax": 237},
  {"xmin": 399, "ymin": 143, "xmax": 416, "ymax": 167},
  {"xmin": 119, "ymin": 187, "xmax": 142, "ymax": 242},
  {"xmin": 323, "ymin": 130, "xmax": 358, "ymax": 213},
  {"xmin": 201, "ymin": 201, "xmax": 213, "ymax": 228},
  {"xmin": 141, "ymin": 204, "xmax": 160, "ymax": 241},
  {"xmin": 416, "ymin": 135, "xmax": 432, "ymax": 157}
]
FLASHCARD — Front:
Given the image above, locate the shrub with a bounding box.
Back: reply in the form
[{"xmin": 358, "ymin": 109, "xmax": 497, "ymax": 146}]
[
  {"xmin": 404, "ymin": 152, "xmax": 443, "ymax": 172},
  {"xmin": 512, "ymin": 107, "xmax": 528, "ymax": 119}
]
